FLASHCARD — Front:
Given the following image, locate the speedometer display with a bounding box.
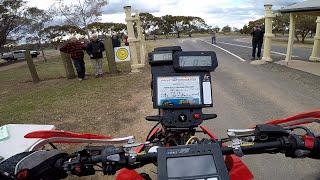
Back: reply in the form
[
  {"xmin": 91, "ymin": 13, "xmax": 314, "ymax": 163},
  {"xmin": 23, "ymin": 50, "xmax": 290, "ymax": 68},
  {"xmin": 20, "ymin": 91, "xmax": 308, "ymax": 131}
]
[
  {"xmin": 153, "ymin": 53, "xmax": 173, "ymax": 61},
  {"xmin": 179, "ymin": 56, "xmax": 212, "ymax": 67}
]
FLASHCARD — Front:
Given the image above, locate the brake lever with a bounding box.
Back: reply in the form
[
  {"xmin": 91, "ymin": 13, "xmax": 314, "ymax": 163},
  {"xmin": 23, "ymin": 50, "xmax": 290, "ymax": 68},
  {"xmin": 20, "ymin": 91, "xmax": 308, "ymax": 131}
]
[
  {"xmin": 227, "ymin": 129, "xmax": 255, "ymax": 157},
  {"xmin": 227, "ymin": 128, "xmax": 255, "ymax": 137}
]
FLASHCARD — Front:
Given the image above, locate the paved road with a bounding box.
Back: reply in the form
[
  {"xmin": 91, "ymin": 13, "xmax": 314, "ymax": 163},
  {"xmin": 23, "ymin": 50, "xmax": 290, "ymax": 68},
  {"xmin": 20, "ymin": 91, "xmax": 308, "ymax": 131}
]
[
  {"xmin": 177, "ymin": 38, "xmax": 320, "ymax": 180},
  {"xmin": 199, "ymin": 36, "xmax": 313, "ymax": 61}
]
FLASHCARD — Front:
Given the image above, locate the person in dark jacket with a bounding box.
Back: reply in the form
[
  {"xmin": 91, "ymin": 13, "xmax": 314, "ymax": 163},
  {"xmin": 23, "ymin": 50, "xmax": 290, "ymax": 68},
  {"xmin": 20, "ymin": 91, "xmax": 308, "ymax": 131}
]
[
  {"xmin": 211, "ymin": 30, "xmax": 217, "ymax": 44},
  {"xmin": 111, "ymin": 32, "xmax": 121, "ymax": 48},
  {"xmin": 60, "ymin": 36, "xmax": 86, "ymax": 81},
  {"xmin": 251, "ymin": 23, "xmax": 265, "ymax": 60},
  {"xmin": 86, "ymin": 34, "xmax": 105, "ymax": 78}
]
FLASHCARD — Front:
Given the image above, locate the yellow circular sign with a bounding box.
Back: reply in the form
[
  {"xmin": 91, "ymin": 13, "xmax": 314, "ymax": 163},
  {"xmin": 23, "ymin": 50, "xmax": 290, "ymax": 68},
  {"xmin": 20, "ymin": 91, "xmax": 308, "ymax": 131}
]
[{"xmin": 116, "ymin": 48, "xmax": 129, "ymax": 61}]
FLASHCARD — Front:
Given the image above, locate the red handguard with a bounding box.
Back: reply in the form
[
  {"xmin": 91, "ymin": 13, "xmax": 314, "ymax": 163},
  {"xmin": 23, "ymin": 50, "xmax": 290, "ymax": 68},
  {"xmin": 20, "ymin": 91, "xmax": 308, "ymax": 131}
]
[
  {"xmin": 24, "ymin": 130, "xmax": 112, "ymax": 139},
  {"xmin": 265, "ymin": 109, "xmax": 320, "ymax": 127},
  {"xmin": 116, "ymin": 168, "xmax": 144, "ymax": 180}
]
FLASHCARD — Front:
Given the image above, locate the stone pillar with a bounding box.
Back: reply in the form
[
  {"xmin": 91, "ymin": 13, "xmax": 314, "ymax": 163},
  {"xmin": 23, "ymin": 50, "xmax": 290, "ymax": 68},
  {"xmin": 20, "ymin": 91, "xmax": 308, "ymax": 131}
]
[
  {"xmin": 309, "ymin": 16, "xmax": 320, "ymax": 62},
  {"xmin": 136, "ymin": 13, "xmax": 147, "ymax": 66},
  {"xmin": 262, "ymin": 4, "xmax": 275, "ymax": 62},
  {"xmin": 285, "ymin": 13, "xmax": 296, "ymax": 62},
  {"xmin": 124, "ymin": 6, "xmax": 143, "ymax": 72}
]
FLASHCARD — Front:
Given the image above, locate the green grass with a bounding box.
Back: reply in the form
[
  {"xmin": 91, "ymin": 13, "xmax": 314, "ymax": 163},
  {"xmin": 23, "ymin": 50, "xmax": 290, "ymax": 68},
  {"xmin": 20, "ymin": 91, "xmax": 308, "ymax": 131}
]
[
  {"xmin": 0, "ymin": 56, "xmax": 132, "ymax": 124},
  {"xmin": 0, "ymin": 39, "xmax": 174, "ymax": 134}
]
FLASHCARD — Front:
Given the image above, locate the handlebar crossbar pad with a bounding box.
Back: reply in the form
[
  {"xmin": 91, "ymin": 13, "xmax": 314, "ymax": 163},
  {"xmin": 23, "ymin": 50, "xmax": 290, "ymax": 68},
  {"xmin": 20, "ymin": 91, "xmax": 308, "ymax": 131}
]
[
  {"xmin": 0, "ymin": 150, "xmax": 68, "ymax": 180},
  {"xmin": 0, "ymin": 152, "xmax": 33, "ymax": 178}
]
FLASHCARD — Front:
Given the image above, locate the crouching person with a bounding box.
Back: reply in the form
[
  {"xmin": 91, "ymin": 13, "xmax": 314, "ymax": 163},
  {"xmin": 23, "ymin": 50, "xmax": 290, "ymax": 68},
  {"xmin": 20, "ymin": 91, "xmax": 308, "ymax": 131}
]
[
  {"xmin": 60, "ymin": 36, "xmax": 86, "ymax": 81},
  {"xmin": 86, "ymin": 35, "xmax": 105, "ymax": 78}
]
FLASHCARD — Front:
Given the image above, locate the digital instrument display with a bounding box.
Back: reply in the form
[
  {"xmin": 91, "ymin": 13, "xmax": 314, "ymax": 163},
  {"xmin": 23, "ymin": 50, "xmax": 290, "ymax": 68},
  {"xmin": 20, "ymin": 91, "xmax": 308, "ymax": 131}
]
[
  {"xmin": 179, "ymin": 56, "xmax": 212, "ymax": 67},
  {"xmin": 153, "ymin": 52, "xmax": 173, "ymax": 61},
  {"xmin": 157, "ymin": 76, "xmax": 201, "ymax": 107},
  {"xmin": 167, "ymin": 155, "xmax": 217, "ymax": 178}
]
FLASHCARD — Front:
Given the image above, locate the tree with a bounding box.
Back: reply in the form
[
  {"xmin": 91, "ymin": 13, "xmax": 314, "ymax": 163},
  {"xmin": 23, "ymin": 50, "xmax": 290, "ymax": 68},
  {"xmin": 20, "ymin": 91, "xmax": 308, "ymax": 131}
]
[
  {"xmin": 42, "ymin": 25, "xmax": 65, "ymax": 49},
  {"xmin": 111, "ymin": 23, "xmax": 127, "ymax": 32},
  {"xmin": 172, "ymin": 16, "xmax": 186, "ymax": 38},
  {"xmin": 139, "ymin": 12, "xmax": 158, "ymax": 34},
  {"xmin": 86, "ymin": 22, "xmax": 126, "ymax": 35},
  {"xmin": 273, "ymin": 14, "xmax": 289, "ymax": 36},
  {"xmin": 240, "ymin": 18, "xmax": 265, "ymax": 34},
  {"xmin": 213, "ymin": 26, "xmax": 220, "ymax": 33},
  {"xmin": 54, "ymin": 0, "xmax": 108, "ymax": 39},
  {"xmin": 182, "ymin": 16, "xmax": 207, "ymax": 37},
  {"xmin": 42, "ymin": 25, "xmax": 87, "ymax": 50},
  {"xmin": 0, "ymin": 0, "xmax": 27, "ymax": 49},
  {"xmin": 25, "ymin": 7, "xmax": 52, "ymax": 61},
  {"xmin": 240, "ymin": 25, "xmax": 249, "ymax": 34},
  {"xmin": 233, "ymin": 27, "xmax": 240, "ymax": 32},
  {"xmin": 160, "ymin": 15, "xmax": 174, "ymax": 38},
  {"xmin": 221, "ymin": 25, "xmax": 231, "ymax": 33},
  {"xmin": 295, "ymin": 15, "xmax": 316, "ymax": 43}
]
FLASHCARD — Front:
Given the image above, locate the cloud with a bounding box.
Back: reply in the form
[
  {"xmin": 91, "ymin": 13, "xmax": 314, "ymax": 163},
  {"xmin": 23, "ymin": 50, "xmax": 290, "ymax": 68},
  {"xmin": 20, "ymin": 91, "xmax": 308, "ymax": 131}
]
[
  {"xmin": 27, "ymin": 0, "xmax": 305, "ymax": 29},
  {"xmin": 102, "ymin": 0, "xmax": 161, "ymax": 14}
]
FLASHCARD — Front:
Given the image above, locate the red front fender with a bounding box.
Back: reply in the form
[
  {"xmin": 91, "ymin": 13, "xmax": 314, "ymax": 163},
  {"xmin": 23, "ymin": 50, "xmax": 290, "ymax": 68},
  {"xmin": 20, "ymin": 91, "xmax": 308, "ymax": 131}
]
[{"xmin": 225, "ymin": 155, "xmax": 253, "ymax": 180}]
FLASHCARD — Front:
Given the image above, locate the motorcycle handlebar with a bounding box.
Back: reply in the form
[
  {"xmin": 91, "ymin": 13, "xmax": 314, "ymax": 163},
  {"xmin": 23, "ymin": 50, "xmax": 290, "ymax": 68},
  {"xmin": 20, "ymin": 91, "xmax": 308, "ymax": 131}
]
[{"xmin": 64, "ymin": 136, "xmax": 319, "ymax": 174}]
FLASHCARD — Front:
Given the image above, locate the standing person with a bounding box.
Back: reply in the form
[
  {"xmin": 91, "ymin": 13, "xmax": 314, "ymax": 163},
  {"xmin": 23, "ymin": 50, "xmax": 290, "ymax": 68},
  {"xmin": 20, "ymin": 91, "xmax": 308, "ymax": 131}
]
[
  {"xmin": 60, "ymin": 36, "xmax": 86, "ymax": 81},
  {"xmin": 111, "ymin": 32, "xmax": 121, "ymax": 48},
  {"xmin": 123, "ymin": 34, "xmax": 129, "ymax": 46},
  {"xmin": 211, "ymin": 30, "xmax": 217, "ymax": 44},
  {"xmin": 86, "ymin": 34, "xmax": 105, "ymax": 78},
  {"xmin": 251, "ymin": 22, "xmax": 265, "ymax": 60}
]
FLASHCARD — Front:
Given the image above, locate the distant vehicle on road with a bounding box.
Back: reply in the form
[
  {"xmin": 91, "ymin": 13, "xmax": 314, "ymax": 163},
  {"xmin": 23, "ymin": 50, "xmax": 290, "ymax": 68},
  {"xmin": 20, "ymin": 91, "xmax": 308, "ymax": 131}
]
[{"xmin": 0, "ymin": 50, "xmax": 40, "ymax": 62}]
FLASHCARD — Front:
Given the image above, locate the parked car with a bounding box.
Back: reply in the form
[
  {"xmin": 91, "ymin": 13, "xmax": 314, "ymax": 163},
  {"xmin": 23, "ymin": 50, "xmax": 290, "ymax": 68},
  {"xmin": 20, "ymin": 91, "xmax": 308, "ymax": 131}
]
[
  {"xmin": 0, "ymin": 50, "xmax": 40, "ymax": 62},
  {"xmin": 30, "ymin": 51, "xmax": 40, "ymax": 58},
  {"xmin": 1, "ymin": 52, "xmax": 14, "ymax": 61}
]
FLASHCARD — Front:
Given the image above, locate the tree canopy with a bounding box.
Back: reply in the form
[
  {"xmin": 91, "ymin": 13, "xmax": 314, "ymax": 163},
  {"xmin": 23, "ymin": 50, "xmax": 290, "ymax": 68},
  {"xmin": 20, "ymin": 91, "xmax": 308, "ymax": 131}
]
[
  {"xmin": 139, "ymin": 13, "xmax": 209, "ymax": 38},
  {"xmin": 240, "ymin": 14, "xmax": 317, "ymax": 43},
  {"xmin": 0, "ymin": 0, "xmax": 27, "ymax": 49},
  {"xmin": 53, "ymin": 0, "xmax": 108, "ymax": 38}
]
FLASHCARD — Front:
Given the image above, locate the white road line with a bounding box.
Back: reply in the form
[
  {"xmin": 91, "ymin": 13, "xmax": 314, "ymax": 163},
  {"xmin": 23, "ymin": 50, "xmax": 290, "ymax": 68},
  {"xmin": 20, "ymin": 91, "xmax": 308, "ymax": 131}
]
[
  {"xmin": 216, "ymin": 41, "xmax": 299, "ymax": 58},
  {"xmin": 199, "ymin": 39, "xmax": 246, "ymax": 62}
]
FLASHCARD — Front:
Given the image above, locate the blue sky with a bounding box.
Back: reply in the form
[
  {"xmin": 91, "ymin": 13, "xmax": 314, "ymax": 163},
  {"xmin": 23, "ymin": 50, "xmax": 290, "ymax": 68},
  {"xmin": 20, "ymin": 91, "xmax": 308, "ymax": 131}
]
[{"xmin": 27, "ymin": 0, "xmax": 303, "ymax": 28}]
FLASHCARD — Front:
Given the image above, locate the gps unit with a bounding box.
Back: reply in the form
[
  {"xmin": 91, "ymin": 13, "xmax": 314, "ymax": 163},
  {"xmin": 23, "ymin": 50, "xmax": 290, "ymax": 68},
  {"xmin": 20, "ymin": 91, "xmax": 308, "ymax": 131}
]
[
  {"xmin": 147, "ymin": 46, "xmax": 218, "ymax": 128},
  {"xmin": 157, "ymin": 143, "xmax": 229, "ymax": 180},
  {"xmin": 173, "ymin": 51, "xmax": 218, "ymax": 72}
]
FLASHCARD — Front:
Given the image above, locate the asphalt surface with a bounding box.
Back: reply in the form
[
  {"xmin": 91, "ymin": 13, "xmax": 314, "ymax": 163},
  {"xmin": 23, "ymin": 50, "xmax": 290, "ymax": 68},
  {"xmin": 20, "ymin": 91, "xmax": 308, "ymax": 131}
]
[
  {"xmin": 199, "ymin": 36, "xmax": 313, "ymax": 61},
  {"xmin": 176, "ymin": 38, "xmax": 320, "ymax": 180}
]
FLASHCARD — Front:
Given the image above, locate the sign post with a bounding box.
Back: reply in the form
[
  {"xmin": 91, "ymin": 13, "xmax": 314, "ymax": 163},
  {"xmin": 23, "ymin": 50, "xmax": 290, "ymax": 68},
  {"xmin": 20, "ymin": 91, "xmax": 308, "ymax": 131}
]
[{"xmin": 114, "ymin": 46, "xmax": 131, "ymax": 62}]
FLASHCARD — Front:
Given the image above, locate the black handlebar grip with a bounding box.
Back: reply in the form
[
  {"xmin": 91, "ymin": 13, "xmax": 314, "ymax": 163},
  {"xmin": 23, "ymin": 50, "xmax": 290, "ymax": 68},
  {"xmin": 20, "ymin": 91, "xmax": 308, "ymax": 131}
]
[
  {"xmin": 202, "ymin": 114, "xmax": 217, "ymax": 120},
  {"xmin": 136, "ymin": 153, "xmax": 157, "ymax": 163},
  {"xmin": 145, "ymin": 116, "xmax": 162, "ymax": 122},
  {"xmin": 221, "ymin": 141, "xmax": 283, "ymax": 155}
]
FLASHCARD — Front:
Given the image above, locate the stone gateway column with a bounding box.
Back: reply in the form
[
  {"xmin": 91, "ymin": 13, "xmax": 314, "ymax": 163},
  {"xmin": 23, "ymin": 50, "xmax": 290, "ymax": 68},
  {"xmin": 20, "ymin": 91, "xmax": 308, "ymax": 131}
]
[
  {"xmin": 309, "ymin": 16, "xmax": 320, "ymax": 62},
  {"xmin": 136, "ymin": 13, "xmax": 147, "ymax": 66},
  {"xmin": 124, "ymin": 6, "xmax": 143, "ymax": 72},
  {"xmin": 285, "ymin": 13, "xmax": 296, "ymax": 62},
  {"xmin": 262, "ymin": 4, "xmax": 275, "ymax": 62}
]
